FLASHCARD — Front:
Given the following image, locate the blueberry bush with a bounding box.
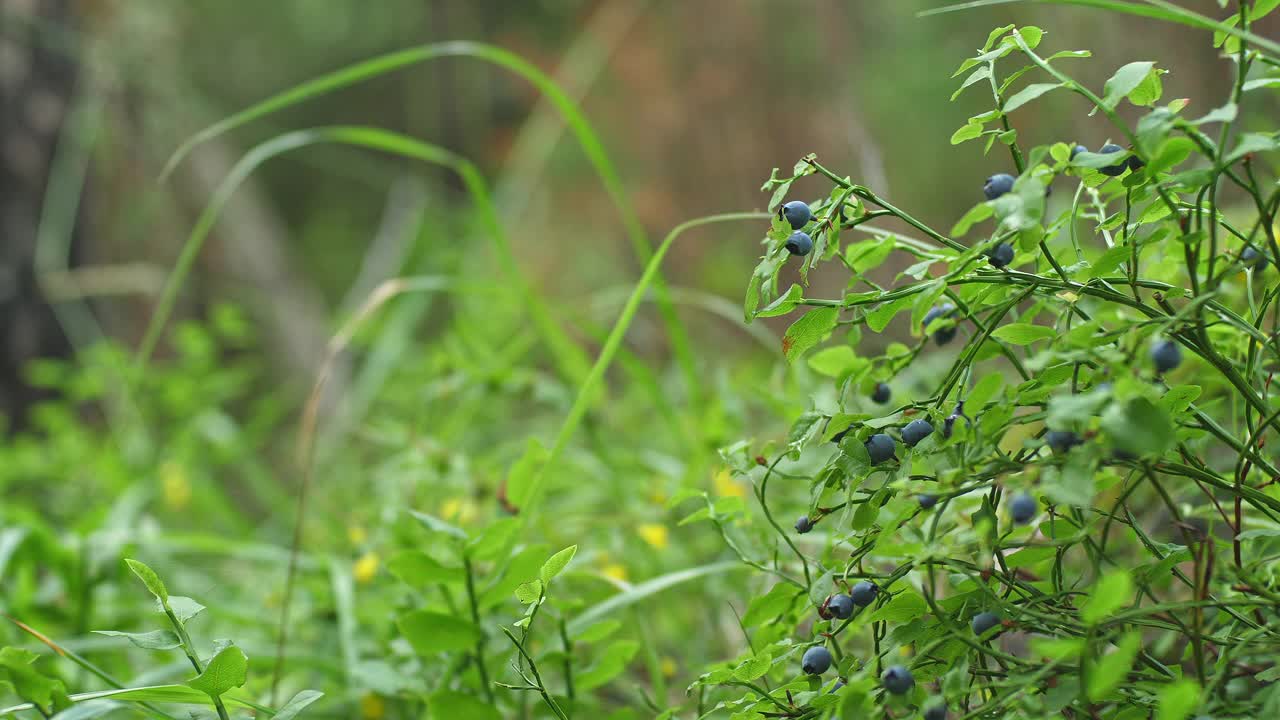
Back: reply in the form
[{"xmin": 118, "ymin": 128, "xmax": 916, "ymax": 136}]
[{"xmin": 4, "ymin": 3, "xmax": 1280, "ymax": 720}]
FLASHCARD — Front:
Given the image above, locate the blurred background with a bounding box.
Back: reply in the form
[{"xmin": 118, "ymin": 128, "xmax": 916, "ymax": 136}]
[
  {"xmin": 3, "ymin": 0, "xmax": 1265, "ymax": 424},
  {"xmin": 2, "ymin": 1, "xmax": 1277, "ymax": 716}
]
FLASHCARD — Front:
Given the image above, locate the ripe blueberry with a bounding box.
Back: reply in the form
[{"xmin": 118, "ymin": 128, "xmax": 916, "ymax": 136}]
[
  {"xmin": 918, "ymin": 494, "xmax": 938, "ymax": 510},
  {"xmin": 781, "ymin": 200, "xmax": 812, "ymax": 230},
  {"xmin": 872, "ymin": 382, "xmax": 892, "ymax": 404},
  {"xmin": 849, "ymin": 580, "xmax": 878, "ymax": 606},
  {"xmin": 1243, "ymin": 246, "xmax": 1268, "ymax": 271},
  {"xmin": 1127, "ymin": 152, "xmax": 1145, "ymax": 172},
  {"xmin": 983, "ymin": 173, "xmax": 1015, "ymax": 201},
  {"xmin": 988, "ymin": 242, "xmax": 1015, "ymax": 269},
  {"xmin": 901, "ymin": 419, "xmax": 934, "ymax": 447},
  {"xmin": 828, "ymin": 594, "xmax": 854, "ymax": 620},
  {"xmin": 1070, "ymin": 144, "xmax": 1088, "ymax": 160},
  {"xmin": 865, "ymin": 433, "xmax": 896, "ymax": 464},
  {"xmin": 802, "ymin": 645, "xmax": 833, "ymax": 675},
  {"xmin": 971, "ymin": 611, "xmax": 1002, "ymax": 637},
  {"xmin": 786, "ymin": 230, "xmax": 813, "ymax": 256},
  {"xmin": 1010, "ymin": 492, "xmax": 1037, "ymax": 524},
  {"xmin": 795, "ymin": 515, "xmax": 814, "ymax": 534},
  {"xmin": 1098, "ymin": 143, "xmax": 1127, "ymax": 176},
  {"xmin": 1044, "ymin": 430, "xmax": 1082, "ymax": 454},
  {"xmin": 924, "ymin": 703, "xmax": 948, "ymax": 720},
  {"xmin": 881, "ymin": 665, "xmax": 914, "ymax": 695},
  {"xmin": 1150, "ymin": 338, "xmax": 1182, "ymax": 374},
  {"xmin": 923, "ymin": 304, "xmax": 958, "ymax": 345}
]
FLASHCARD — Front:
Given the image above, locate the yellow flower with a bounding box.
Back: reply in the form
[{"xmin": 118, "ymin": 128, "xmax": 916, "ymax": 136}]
[
  {"xmin": 161, "ymin": 462, "xmax": 191, "ymax": 511},
  {"xmin": 347, "ymin": 525, "xmax": 368, "ymax": 546},
  {"xmin": 602, "ymin": 563, "xmax": 629, "ymax": 583},
  {"xmin": 660, "ymin": 656, "xmax": 678, "ymax": 678},
  {"xmin": 360, "ymin": 692, "xmax": 385, "ymax": 720},
  {"xmin": 441, "ymin": 497, "xmax": 478, "ymax": 524},
  {"xmin": 713, "ymin": 468, "xmax": 746, "ymax": 499},
  {"xmin": 649, "ymin": 486, "xmax": 669, "ymax": 506},
  {"xmin": 638, "ymin": 523, "xmax": 669, "ymax": 550},
  {"xmin": 353, "ymin": 552, "xmax": 380, "ymax": 584}
]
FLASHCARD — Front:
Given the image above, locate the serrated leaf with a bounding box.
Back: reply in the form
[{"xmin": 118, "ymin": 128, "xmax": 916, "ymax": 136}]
[
  {"xmin": 186, "ymin": 645, "xmax": 247, "ymax": 698},
  {"xmin": 92, "ymin": 630, "xmax": 181, "ymax": 651},
  {"xmin": 1102, "ymin": 61, "xmax": 1156, "ymax": 109},
  {"xmin": 515, "ymin": 580, "xmax": 543, "ymax": 604},
  {"xmin": 782, "ymin": 307, "xmax": 838, "ymax": 363},
  {"xmin": 397, "ymin": 611, "xmax": 481, "ymax": 655},
  {"xmin": 990, "ymin": 323, "xmax": 1056, "ymax": 345},
  {"xmin": 540, "ymin": 545, "xmax": 578, "ymax": 585},
  {"xmin": 124, "ymin": 559, "xmax": 168, "ymax": 603},
  {"xmin": 1082, "ymin": 570, "xmax": 1133, "ymax": 624}
]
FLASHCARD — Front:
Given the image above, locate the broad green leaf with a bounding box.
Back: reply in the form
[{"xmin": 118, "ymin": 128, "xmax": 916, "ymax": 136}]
[
  {"xmin": 274, "ymin": 690, "xmax": 324, "ymax": 720},
  {"xmin": 951, "ymin": 122, "xmax": 984, "ymax": 145},
  {"xmin": 397, "ymin": 611, "xmax": 481, "ymax": 655},
  {"xmin": 1003, "ymin": 82, "xmax": 1062, "ymax": 113},
  {"xmin": 574, "ymin": 619, "xmax": 622, "ymax": 643},
  {"xmin": 1128, "ymin": 67, "xmax": 1164, "ymax": 106},
  {"xmin": 1156, "ymin": 679, "xmax": 1201, "ymax": 720},
  {"xmin": 742, "ymin": 584, "xmax": 800, "ymax": 627},
  {"xmin": 1102, "ymin": 62, "xmax": 1156, "ymax": 109},
  {"xmin": 1029, "ymin": 637, "xmax": 1084, "ymax": 661},
  {"xmin": 951, "ymin": 66, "xmax": 992, "ymax": 101},
  {"xmin": 577, "ymin": 640, "xmax": 640, "ymax": 691},
  {"xmin": 1147, "ymin": 137, "xmax": 1194, "ymax": 175},
  {"xmin": 466, "ymin": 517, "xmax": 521, "ymax": 562},
  {"xmin": 868, "ymin": 590, "xmax": 926, "ymax": 623},
  {"xmin": 733, "ymin": 652, "xmax": 772, "ymax": 682},
  {"xmin": 990, "ymin": 323, "xmax": 1056, "ymax": 345},
  {"xmin": 1086, "ymin": 632, "xmax": 1141, "ymax": 701},
  {"xmin": 0, "ymin": 647, "xmax": 70, "ymax": 712},
  {"xmin": 540, "ymin": 545, "xmax": 578, "ymax": 585},
  {"xmin": 756, "ymin": 283, "xmax": 804, "ymax": 319},
  {"xmin": 515, "ymin": 580, "xmax": 543, "ymax": 604},
  {"xmin": 408, "ymin": 510, "xmax": 468, "ymax": 541},
  {"xmin": 966, "ymin": 372, "xmax": 1004, "ymax": 410},
  {"xmin": 1082, "ymin": 571, "xmax": 1133, "ymax": 624},
  {"xmin": 568, "ymin": 562, "xmax": 745, "ymax": 635},
  {"xmin": 1101, "ymin": 398, "xmax": 1175, "ymax": 456},
  {"xmin": 1159, "ymin": 385, "xmax": 1201, "ymax": 415},
  {"xmin": 92, "ymin": 630, "xmax": 181, "ymax": 651},
  {"xmin": 807, "ymin": 346, "xmax": 860, "ymax": 378},
  {"xmin": 166, "ymin": 596, "xmax": 205, "ymax": 624},
  {"xmin": 124, "ymin": 559, "xmax": 168, "ymax": 603},
  {"xmin": 782, "ymin": 307, "xmax": 838, "ymax": 363},
  {"xmin": 427, "ymin": 690, "xmax": 500, "ymax": 720},
  {"xmin": 951, "ymin": 203, "xmax": 993, "ymax": 237},
  {"xmin": 186, "ymin": 645, "xmax": 248, "ymax": 698},
  {"xmin": 387, "ymin": 551, "xmax": 465, "ymax": 586},
  {"xmin": 851, "ymin": 501, "xmax": 878, "ymax": 531}
]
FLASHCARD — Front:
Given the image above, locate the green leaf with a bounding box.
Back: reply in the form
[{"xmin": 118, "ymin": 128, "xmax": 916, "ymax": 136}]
[
  {"xmin": 1159, "ymin": 385, "xmax": 1201, "ymax": 415},
  {"xmin": 1147, "ymin": 137, "xmax": 1195, "ymax": 175},
  {"xmin": 966, "ymin": 372, "xmax": 1004, "ymax": 410},
  {"xmin": 1102, "ymin": 62, "xmax": 1156, "ymax": 109},
  {"xmin": 1029, "ymin": 637, "xmax": 1085, "ymax": 661},
  {"xmin": 951, "ymin": 203, "xmax": 993, "ymax": 237},
  {"xmin": 868, "ymin": 590, "xmax": 926, "ymax": 623},
  {"xmin": 990, "ymin": 323, "xmax": 1056, "ymax": 345},
  {"xmin": 274, "ymin": 690, "xmax": 324, "ymax": 720},
  {"xmin": 1128, "ymin": 67, "xmax": 1164, "ymax": 106},
  {"xmin": 92, "ymin": 630, "xmax": 181, "ymax": 651},
  {"xmin": 1003, "ymin": 82, "xmax": 1062, "ymax": 112},
  {"xmin": 742, "ymin": 584, "xmax": 800, "ymax": 627},
  {"xmin": 124, "ymin": 559, "xmax": 168, "ymax": 603},
  {"xmin": 1082, "ymin": 571, "xmax": 1133, "ymax": 624},
  {"xmin": 782, "ymin": 307, "xmax": 838, "ymax": 363},
  {"xmin": 397, "ymin": 611, "xmax": 481, "ymax": 655},
  {"xmin": 1101, "ymin": 397, "xmax": 1175, "ymax": 457},
  {"xmin": 1226, "ymin": 132, "xmax": 1280, "ymax": 164},
  {"xmin": 186, "ymin": 645, "xmax": 248, "ymax": 698},
  {"xmin": 540, "ymin": 545, "xmax": 578, "ymax": 585},
  {"xmin": 1156, "ymin": 679, "xmax": 1201, "ymax": 720},
  {"xmin": 577, "ymin": 640, "xmax": 640, "ymax": 691},
  {"xmin": 505, "ymin": 438, "xmax": 549, "ymax": 511},
  {"xmin": 568, "ymin": 562, "xmax": 744, "ymax": 635},
  {"xmin": 951, "ymin": 66, "xmax": 992, "ymax": 101},
  {"xmin": 515, "ymin": 580, "xmax": 543, "ymax": 604},
  {"xmin": 166, "ymin": 596, "xmax": 205, "ymax": 624},
  {"xmin": 950, "ymin": 122, "xmax": 985, "ymax": 145},
  {"xmin": 408, "ymin": 510, "xmax": 468, "ymax": 541},
  {"xmin": 466, "ymin": 517, "xmax": 521, "ymax": 562},
  {"xmin": 427, "ymin": 690, "xmax": 500, "ymax": 720},
  {"xmin": 0, "ymin": 647, "xmax": 70, "ymax": 712},
  {"xmin": 807, "ymin": 345, "xmax": 859, "ymax": 378},
  {"xmin": 574, "ymin": 619, "xmax": 622, "ymax": 643},
  {"xmin": 756, "ymin": 283, "xmax": 804, "ymax": 318},
  {"xmin": 1087, "ymin": 631, "xmax": 1141, "ymax": 701},
  {"xmin": 851, "ymin": 501, "xmax": 878, "ymax": 531},
  {"xmin": 387, "ymin": 551, "xmax": 465, "ymax": 586},
  {"xmin": 733, "ymin": 652, "xmax": 772, "ymax": 682}
]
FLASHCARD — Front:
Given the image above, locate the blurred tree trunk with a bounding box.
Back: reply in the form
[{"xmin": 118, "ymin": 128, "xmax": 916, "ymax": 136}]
[{"xmin": 0, "ymin": 0, "xmax": 80, "ymax": 429}]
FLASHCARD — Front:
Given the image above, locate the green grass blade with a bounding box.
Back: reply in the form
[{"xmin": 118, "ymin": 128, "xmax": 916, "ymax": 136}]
[
  {"xmin": 567, "ymin": 561, "xmax": 747, "ymax": 636},
  {"xmin": 137, "ymin": 126, "xmax": 591, "ymax": 388},
  {"xmin": 160, "ymin": 40, "xmax": 701, "ymax": 411},
  {"xmin": 921, "ymin": 0, "xmax": 1280, "ymax": 57}
]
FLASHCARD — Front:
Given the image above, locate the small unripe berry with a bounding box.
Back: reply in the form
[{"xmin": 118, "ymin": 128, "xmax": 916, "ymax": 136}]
[
  {"xmin": 785, "ymin": 230, "xmax": 813, "ymax": 256},
  {"xmin": 983, "ymin": 173, "xmax": 1015, "ymax": 201},
  {"xmin": 781, "ymin": 200, "xmax": 812, "ymax": 230},
  {"xmin": 802, "ymin": 645, "xmax": 832, "ymax": 675}
]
